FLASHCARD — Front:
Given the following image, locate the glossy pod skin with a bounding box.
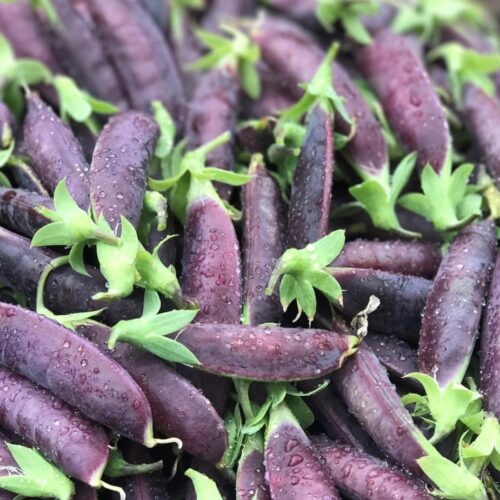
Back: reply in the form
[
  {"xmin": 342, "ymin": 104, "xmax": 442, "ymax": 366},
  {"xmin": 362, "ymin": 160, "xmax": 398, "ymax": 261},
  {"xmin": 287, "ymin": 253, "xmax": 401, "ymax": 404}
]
[
  {"xmin": 0, "ymin": 227, "xmax": 143, "ymax": 324},
  {"xmin": 187, "ymin": 67, "xmax": 239, "ymax": 200},
  {"xmin": 332, "ymin": 268, "xmax": 431, "ymax": 344},
  {"xmin": 90, "ymin": 111, "xmax": 159, "ymax": 231},
  {"xmin": 463, "ymin": 85, "xmax": 500, "ymax": 188},
  {"xmin": 0, "ymin": 367, "xmax": 109, "ymax": 486},
  {"xmin": 0, "ymin": 187, "xmax": 52, "ymax": 238},
  {"xmin": 480, "ymin": 251, "xmax": 500, "ymax": 419},
  {"xmin": 315, "ymin": 440, "xmax": 433, "ymax": 500},
  {"xmin": 0, "ymin": 303, "xmax": 155, "ymax": 446},
  {"xmin": 84, "ymin": 0, "xmax": 185, "ymax": 128},
  {"xmin": 287, "ymin": 104, "xmax": 334, "ymax": 249},
  {"xmin": 45, "ymin": 0, "xmax": 128, "ymax": 109},
  {"xmin": 22, "ymin": 93, "xmax": 91, "ymax": 209},
  {"xmin": 419, "ymin": 220, "xmax": 496, "ymax": 386},
  {"xmin": 236, "ymin": 447, "xmax": 271, "ymax": 500},
  {"xmin": 331, "ymin": 345, "xmax": 426, "ymax": 475},
  {"xmin": 242, "ymin": 159, "xmax": 286, "ymax": 326},
  {"xmin": 77, "ymin": 323, "xmax": 227, "ymax": 464},
  {"xmin": 333, "ymin": 239, "xmax": 441, "ymax": 279},
  {"xmin": 356, "ymin": 29, "xmax": 451, "ymax": 173},
  {"xmin": 177, "ymin": 323, "xmax": 358, "ymax": 381}
]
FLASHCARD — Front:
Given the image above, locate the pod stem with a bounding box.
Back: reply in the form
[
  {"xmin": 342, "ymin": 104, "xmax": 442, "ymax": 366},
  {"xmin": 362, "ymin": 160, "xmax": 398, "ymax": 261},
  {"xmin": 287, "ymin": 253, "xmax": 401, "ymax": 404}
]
[
  {"xmin": 36, "ymin": 256, "xmax": 69, "ymax": 314},
  {"xmin": 100, "ymin": 482, "xmax": 125, "ymax": 500}
]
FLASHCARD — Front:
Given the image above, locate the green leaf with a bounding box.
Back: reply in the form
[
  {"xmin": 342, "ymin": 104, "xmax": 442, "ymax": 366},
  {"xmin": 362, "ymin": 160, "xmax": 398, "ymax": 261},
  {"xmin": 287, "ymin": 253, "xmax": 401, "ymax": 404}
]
[
  {"xmin": 84, "ymin": 95, "xmax": 118, "ymax": 115},
  {"xmin": 0, "ymin": 140, "xmax": 15, "ymax": 167},
  {"xmin": 390, "ymin": 152, "xmax": 418, "ymax": 202},
  {"xmin": 53, "ymin": 75, "xmax": 92, "ymax": 122},
  {"xmin": 341, "ymin": 10, "xmax": 372, "ymax": 44},
  {"xmin": 203, "ymin": 167, "xmax": 253, "ymax": 186},
  {"xmin": 307, "ymin": 270, "xmax": 342, "ymax": 303},
  {"xmin": 239, "ymin": 58, "xmax": 261, "ymax": 99},
  {"xmin": 10, "ymin": 60, "xmax": 52, "ymax": 86},
  {"xmin": 68, "ymin": 241, "xmax": 89, "ymax": 276},
  {"xmin": 286, "ymin": 395, "xmax": 315, "ymax": 429},
  {"xmin": 295, "ymin": 279, "xmax": 317, "ymax": 323},
  {"xmin": 185, "ymin": 469, "xmax": 223, "ymax": 500},
  {"xmin": 0, "ymin": 35, "xmax": 15, "ymax": 73},
  {"xmin": 104, "ymin": 448, "xmax": 162, "ymax": 478},
  {"xmin": 31, "ymin": 0, "xmax": 59, "ymax": 26},
  {"xmin": 152, "ymin": 101, "xmax": 176, "ymax": 159},
  {"xmin": 142, "ymin": 289, "xmax": 162, "ymax": 317}
]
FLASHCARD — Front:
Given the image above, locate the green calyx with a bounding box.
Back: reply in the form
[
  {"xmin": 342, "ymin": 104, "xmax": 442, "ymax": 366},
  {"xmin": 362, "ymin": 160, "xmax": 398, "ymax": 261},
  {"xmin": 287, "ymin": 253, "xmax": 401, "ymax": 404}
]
[
  {"xmin": 108, "ymin": 289, "xmax": 199, "ymax": 365},
  {"xmin": 428, "ymin": 43, "xmax": 500, "ymax": 104},
  {"xmin": 402, "ymin": 372, "xmax": 482, "ymax": 444},
  {"xmin": 169, "ymin": 0, "xmax": 205, "ymax": 42},
  {"xmin": 398, "ymin": 158, "xmax": 482, "ymax": 233},
  {"xmin": 185, "ymin": 469, "xmax": 223, "ymax": 500},
  {"xmin": 315, "ymin": 0, "xmax": 379, "ymax": 44},
  {"xmin": 0, "ymin": 443, "xmax": 74, "ymax": 500},
  {"xmin": 349, "ymin": 152, "xmax": 421, "ymax": 238},
  {"xmin": 103, "ymin": 448, "xmax": 163, "ymax": 478},
  {"xmin": 189, "ymin": 25, "xmax": 261, "ymax": 99},
  {"xmin": 266, "ymin": 230, "xmax": 345, "ymax": 323}
]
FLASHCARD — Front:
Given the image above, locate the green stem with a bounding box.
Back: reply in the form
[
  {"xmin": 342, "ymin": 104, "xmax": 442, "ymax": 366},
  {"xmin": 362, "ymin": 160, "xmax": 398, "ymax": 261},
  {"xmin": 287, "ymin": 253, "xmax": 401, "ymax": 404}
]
[
  {"xmin": 234, "ymin": 380, "xmax": 254, "ymax": 421},
  {"xmin": 36, "ymin": 256, "xmax": 69, "ymax": 313}
]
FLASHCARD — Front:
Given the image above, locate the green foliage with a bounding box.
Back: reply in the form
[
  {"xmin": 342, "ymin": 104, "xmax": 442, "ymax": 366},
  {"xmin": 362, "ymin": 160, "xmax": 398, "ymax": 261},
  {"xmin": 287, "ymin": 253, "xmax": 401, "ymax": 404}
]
[{"xmin": 185, "ymin": 469, "xmax": 223, "ymax": 500}]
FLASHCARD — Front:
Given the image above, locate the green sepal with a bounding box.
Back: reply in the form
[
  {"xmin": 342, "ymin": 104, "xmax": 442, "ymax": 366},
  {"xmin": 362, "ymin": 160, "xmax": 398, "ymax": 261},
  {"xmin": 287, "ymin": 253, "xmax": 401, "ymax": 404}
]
[
  {"xmin": 152, "ymin": 100, "xmax": 176, "ymax": 160},
  {"xmin": 68, "ymin": 240, "xmax": 89, "ymax": 277},
  {"xmin": 169, "ymin": 0, "xmax": 205, "ymax": 42},
  {"xmin": 349, "ymin": 152, "xmax": 420, "ymax": 238},
  {"xmin": 104, "ymin": 448, "xmax": 163, "ymax": 478},
  {"xmin": 0, "ymin": 443, "xmax": 74, "ymax": 500},
  {"xmin": 266, "ymin": 230, "xmax": 345, "ymax": 323},
  {"xmin": 222, "ymin": 403, "xmax": 244, "ymax": 469},
  {"xmin": 108, "ymin": 290, "xmax": 199, "ymax": 365},
  {"xmin": 93, "ymin": 217, "xmax": 139, "ymax": 301},
  {"xmin": 142, "ymin": 190, "xmax": 168, "ymax": 232},
  {"xmin": 0, "ymin": 140, "xmax": 14, "ymax": 167},
  {"xmin": 285, "ymin": 394, "xmax": 314, "ymax": 430},
  {"xmin": 398, "ymin": 161, "xmax": 482, "ymax": 233},
  {"xmin": 189, "ymin": 25, "xmax": 261, "ymax": 99},
  {"xmin": 30, "ymin": 0, "xmax": 59, "ymax": 25},
  {"xmin": 402, "ymin": 372, "xmax": 482, "ymax": 444},
  {"xmin": 185, "ymin": 469, "xmax": 223, "ymax": 500}
]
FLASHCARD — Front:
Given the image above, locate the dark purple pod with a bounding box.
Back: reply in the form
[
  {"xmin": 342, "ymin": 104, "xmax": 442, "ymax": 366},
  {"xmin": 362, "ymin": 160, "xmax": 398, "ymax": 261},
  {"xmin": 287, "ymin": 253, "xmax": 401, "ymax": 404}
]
[
  {"xmin": 333, "ymin": 239, "xmax": 441, "ymax": 278},
  {"xmin": 364, "ymin": 334, "xmax": 419, "ymax": 379},
  {"xmin": 356, "ymin": 29, "xmax": 451, "ymax": 173},
  {"xmin": 0, "ymin": 434, "xmax": 18, "ymax": 500},
  {"xmin": 0, "ymin": 187, "xmax": 52, "ymax": 238},
  {"xmin": 463, "ymin": 85, "xmax": 500, "ymax": 188},
  {"xmin": 332, "ymin": 268, "xmax": 431, "ymax": 344},
  {"xmin": 22, "ymin": 93, "xmax": 91, "ymax": 209},
  {"xmin": 77, "ymin": 323, "xmax": 227, "ymax": 464},
  {"xmin": 0, "ymin": 303, "xmax": 155, "ymax": 446},
  {"xmin": 176, "ymin": 323, "xmax": 358, "ymax": 381},
  {"xmin": 43, "ymin": 0, "xmax": 128, "ymax": 109},
  {"xmin": 84, "ymin": 0, "xmax": 185, "ymax": 127},
  {"xmin": 0, "ymin": 367, "xmax": 109, "ymax": 485},
  {"xmin": 201, "ymin": 0, "xmax": 256, "ymax": 32},
  {"xmin": 139, "ymin": 0, "xmax": 169, "ymax": 31},
  {"xmin": 90, "ymin": 111, "xmax": 159, "ymax": 231},
  {"xmin": 287, "ymin": 104, "xmax": 334, "ymax": 249},
  {"xmin": 242, "ymin": 158, "xmax": 286, "ymax": 325},
  {"xmin": 186, "ymin": 67, "xmax": 239, "ymax": 199},
  {"xmin": 264, "ymin": 403, "xmax": 340, "ymax": 499},
  {"xmin": 331, "ymin": 345, "xmax": 426, "ymax": 475},
  {"xmin": 0, "ymin": 227, "xmax": 143, "ymax": 324},
  {"xmin": 264, "ymin": 0, "xmax": 316, "ymax": 21},
  {"xmin": 315, "ymin": 440, "xmax": 432, "ymax": 500},
  {"xmin": 236, "ymin": 445, "xmax": 270, "ymax": 500},
  {"xmin": 481, "ymin": 251, "xmax": 500, "ymax": 419},
  {"xmin": 419, "ymin": 220, "xmax": 496, "ymax": 387}
]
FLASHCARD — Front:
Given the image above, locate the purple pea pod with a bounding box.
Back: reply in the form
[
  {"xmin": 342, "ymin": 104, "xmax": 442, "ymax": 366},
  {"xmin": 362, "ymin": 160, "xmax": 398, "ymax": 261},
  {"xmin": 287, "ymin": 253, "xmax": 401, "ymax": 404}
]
[
  {"xmin": 315, "ymin": 439, "xmax": 432, "ymax": 499},
  {"xmin": 481, "ymin": 250, "xmax": 500, "ymax": 418},
  {"xmin": 90, "ymin": 111, "xmax": 159, "ymax": 231},
  {"xmin": 22, "ymin": 93, "xmax": 91, "ymax": 209},
  {"xmin": 333, "ymin": 239, "xmax": 441, "ymax": 278},
  {"xmin": 0, "ymin": 227, "xmax": 143, "ymax": 324},
  {"xmin": 0, "ymin": 303, "xmax": 155, "ymax": 447},
  {"xmin": 419, "ymin": 220, "xmax": 496, "ymax": 387},
  {"xmin": 242, "ymin": 155, "xmax": 286, "ymax": 326},
  {"xmin": 331, "ymin": 345, "xmax": 426, "ymax": 475},
  {"xmin": 236, "ymin": 439, "xmax": 270, "ymax": 500},
  {"xmin": 264, "ymin": 401, "xmax": 341, "ymax": 499}
]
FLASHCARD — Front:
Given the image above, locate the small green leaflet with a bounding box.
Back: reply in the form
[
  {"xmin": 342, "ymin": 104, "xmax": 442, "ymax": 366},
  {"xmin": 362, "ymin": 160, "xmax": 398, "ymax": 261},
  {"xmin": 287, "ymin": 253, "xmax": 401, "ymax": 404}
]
[
  {"xmin": 185, "ymin": 469, "xmax": 223, "ymax": 500},
  {"xmin": 266, "ymin": 230, "xmax": 345, "ymax": 323},
  {"xmin": 152, "ymin": 100, "xmax": 176, "ymax": 160},
  {"xmin": 0, "ymin": 443, "xmax": 74, "ymax": 500},
  {"xmin": 104, "ymin": 448, "xmax": 163, "ymax": 478}
]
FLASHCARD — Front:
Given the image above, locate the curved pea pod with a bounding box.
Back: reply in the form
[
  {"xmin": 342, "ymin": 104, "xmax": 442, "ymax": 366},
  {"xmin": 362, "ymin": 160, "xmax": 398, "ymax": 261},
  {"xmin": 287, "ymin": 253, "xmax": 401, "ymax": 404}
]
[
  {"xmin": 176, "ymin": 323, "xmax": 358, "ymax": 381},
  {"xmin": 186, "ymin": 68, "xmax": 239, "ymax": 200},
  {"xmin": 356, "ymin": 29, "xmax": 451, "ymax": 173},
  {"xmin": 315, "ymin": 440, "xmax": 433, "ymax": 500},
  {"xmin": 264, "ymin": 402, "xmax": 341, "ymax": 499},
  {"xmin": 0, "ymin": 367, "xmax": 109, "ymax": 485},
  {"xmin": 85, "ymin": 0, "xmax": 185, "ymax": 127},
  {"xmin": 333, "ymin": 239, "xmax": 441, "ymax": 278},
  {"xmin": 242, "ymin": 157, "xmax": 286, "ymax": 326},
  {"xmin": 202, "ymin": 0, "xmax": 256, "ymax": 32},
  {"xmin": 0, "ymin": 227, "xmax": 143, "ymax": 323},
  {"xmin": 419, "ymin": 220, "xmax": 496, "ymax": 387},
  {"xmin": 90, "ymin": 111, "xmax": 159, "ymax": 232},
  {"xmin": 0, "ymin": 303, "xmax": 155, "ymax": 446},
  {"xmin": 44, "ymin": 0, "xmax": 128, "ymax": 109},
  {"xmin": 287, "ymin": 104, "xmax": 334, "ymax": 249},
  {"xmin": 332, "ymin": 268, "xmax": 431, "ymax": 344},
  {"xmin": 331, "ymin": 344, "xmax": 426, "ymax": 475},
  {"xmin": 364, "ymin": 334, "xmax": 419, "ymax": 380},
  {"xmin": 77, "ymin": 323, "xmax": 228, "ymax": 464},
  {"xmin": 463, "ymin": 85, "xmax": 500, "ymax": 188},
  {"xmin": 236, "ymin": 440, "xmax": 270, "ymax": 500},
  {"xmin": 0, "ymin": 187, "xmax": 52, "ymax": 238},
  {"xmin": 481, "ymin": 251, "xmax": 500, "ymax": 419},
  {"xmin": 22, "ymin": 93, "xmax": 91, "ymax": 209}
]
